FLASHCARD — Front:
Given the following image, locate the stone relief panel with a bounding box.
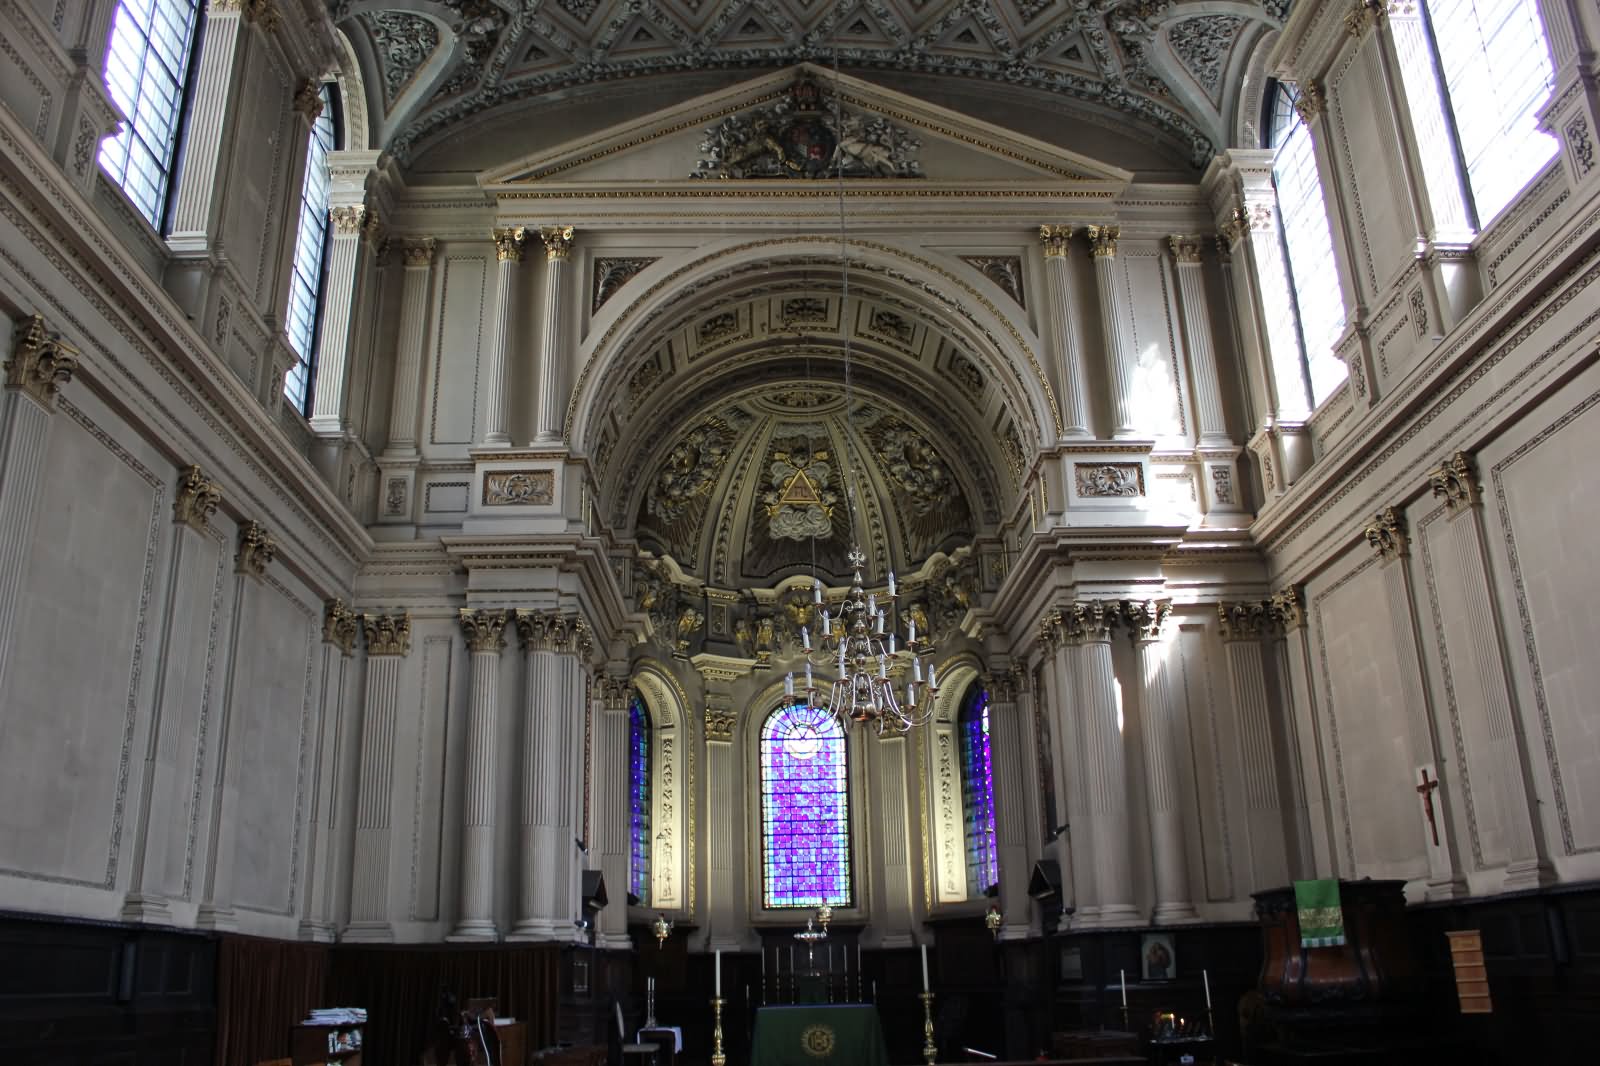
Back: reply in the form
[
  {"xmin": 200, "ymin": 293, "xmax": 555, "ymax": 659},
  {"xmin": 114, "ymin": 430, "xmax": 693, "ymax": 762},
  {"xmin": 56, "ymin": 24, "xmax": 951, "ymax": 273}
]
[{"xmin": 360, "ymin": 11, "xmax": 442, "ymax": 110}]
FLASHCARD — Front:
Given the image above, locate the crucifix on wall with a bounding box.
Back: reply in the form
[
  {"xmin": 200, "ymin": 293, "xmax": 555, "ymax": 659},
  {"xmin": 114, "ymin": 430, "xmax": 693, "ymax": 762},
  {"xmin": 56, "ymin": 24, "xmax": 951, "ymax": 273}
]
[{"xmin": 1416, "ymin": 767, "xmax": 1441, "ymax": 847}]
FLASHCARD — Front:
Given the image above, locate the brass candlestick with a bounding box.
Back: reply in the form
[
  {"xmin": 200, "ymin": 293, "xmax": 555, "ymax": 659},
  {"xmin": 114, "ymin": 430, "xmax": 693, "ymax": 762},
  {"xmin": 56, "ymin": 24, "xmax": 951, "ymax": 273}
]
[
  {"xmin": 711, "ymin": 995, "xmax": 726, "ymax": 1066},
  {"xmin": 919, "ymin": 990, "xmax": 937, "ymax": 1065}
]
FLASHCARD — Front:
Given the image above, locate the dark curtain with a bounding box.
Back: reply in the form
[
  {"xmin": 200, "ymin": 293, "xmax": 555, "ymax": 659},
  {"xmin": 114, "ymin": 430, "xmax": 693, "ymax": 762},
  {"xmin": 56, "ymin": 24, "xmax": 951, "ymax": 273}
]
[
  {"xmin": 213, "ymin": 935, "xmax": 330, "ymax": 1066},
  {"xmin": 328, "ymin": 944, "xmax": 561, "ymax": 1065}
]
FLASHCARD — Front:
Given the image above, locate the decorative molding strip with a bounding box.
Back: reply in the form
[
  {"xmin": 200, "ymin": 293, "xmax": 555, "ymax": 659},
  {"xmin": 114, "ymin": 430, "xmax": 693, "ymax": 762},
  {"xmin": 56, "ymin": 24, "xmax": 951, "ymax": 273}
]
[
  {"xmin": 322, "ymin": 598, "xmax": 358, "ymax": 655},
  {"xmin": 362, "ymin": 612, "xmax": 412, "ymax": 656},
  {"xmin": 1364, "ymin": 505, "xmax": 1410, "ymax": 560},
  {"xmin": 458, "ymin": 607, "xmax": 508, "ymax": 653},
  {"xmin": 1427, "ymin": 451, "xmax": 1481, "ymax": 514},
  {"xmin": 173, "ymin": 464, "xmax": 222, "ymax": 531},
  {"xmin": 234, "ymin": 520, "xmax": 277, "ymax": 578},
  {"xmin": 5, "ymin": 313, "xmax": 78, "ymax": 409}
]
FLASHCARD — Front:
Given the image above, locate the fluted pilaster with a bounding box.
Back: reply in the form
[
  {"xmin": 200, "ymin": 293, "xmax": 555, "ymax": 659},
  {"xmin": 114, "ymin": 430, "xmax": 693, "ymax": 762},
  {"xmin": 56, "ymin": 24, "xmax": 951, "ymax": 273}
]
[
  {"xmin": 1070, "ymin": 602, "xmax": 1140, "ymax": 926},
  {"xmin": 1126, "ymin": 602, "xmax": 1199, "ymax": 924},
  {"xmin": 1038, "ymin": 225, "xmax": 1092, "ymax": 436},
  {"xmin": 533, "ymin": 227, "xmax": 574, "ymax": 443},
  {"xmin": 986, "ymin": 670, "xmax": 1033, "ymax": 939},
  {"xmin": 385, "ymin": 239, "xmax": 436, "ymax": 453},
  {"xmin": 308, "ymin": 206, "xmax": 371, "ymax": 433},
  {"xmin": 594, "ymin": 677, "xmax": 632, "ymax": 949},
  {"xmin": 451, "ymin": 608, "xmax": 507, "ymax": 940},
  {"xmin": 166, "ymin": 7, "xmax": 246, "ymax": 249},
  {"xmin": 1087, "ymin": 227, "xmax": 1139, "ymax": 438},
  {"xmin": 482, "ymin": 227, "xmax": 525, "ymax": 446},
  {"xmin": 1168, "ymin": 236, "xmax": 1229, "ymax": 445},
  {"xmin": 1218, "ymin": 602, "xmax": 1291, "ymax": 894},
  {"xmin": 345, "ymin": 613, "xmax": 411, "ymax": 940}
]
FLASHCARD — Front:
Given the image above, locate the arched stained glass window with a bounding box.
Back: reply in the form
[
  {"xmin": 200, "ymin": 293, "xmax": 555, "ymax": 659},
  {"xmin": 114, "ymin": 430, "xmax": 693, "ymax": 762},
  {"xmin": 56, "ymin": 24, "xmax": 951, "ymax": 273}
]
[
  {"xmin": 959, "ymin": 684, "xmax": 999, "ymax": 897},
  {"xmin": 760, "ymin": 703, "xmax": 851, "ymax": 909},
  {"xmin": 628, "ymin": 692, "xmax": 651, "ymax": 905}
]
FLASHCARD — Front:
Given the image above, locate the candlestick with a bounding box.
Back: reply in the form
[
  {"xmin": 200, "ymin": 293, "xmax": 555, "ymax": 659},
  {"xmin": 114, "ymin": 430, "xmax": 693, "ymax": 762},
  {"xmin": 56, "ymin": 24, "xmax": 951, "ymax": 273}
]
[
  {"xmin": 1203, "ymin": 968, "xmax": 1211, "ymax": 1009},
  {"xmin": 715, "ymin": 948, "xmax": 722, "ymax": 996},
  {"xmin": 710, "ymin": 995, "xmax": 726, "ymax": 1066},
  {"xmin": 919, "ymin": 991, "xmax": 937, "ymax": 1065},
  {"xmin": 921, "ymin": 943, "xmax": 930, "ymax": 991}
]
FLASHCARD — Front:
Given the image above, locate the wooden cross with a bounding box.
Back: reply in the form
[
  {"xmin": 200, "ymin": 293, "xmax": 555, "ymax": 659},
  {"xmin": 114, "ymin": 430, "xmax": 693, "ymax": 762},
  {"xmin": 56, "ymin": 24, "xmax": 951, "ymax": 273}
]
[{"xmin": 1416, "ymin": 768, "xmax": 1440, "ymax": 846}]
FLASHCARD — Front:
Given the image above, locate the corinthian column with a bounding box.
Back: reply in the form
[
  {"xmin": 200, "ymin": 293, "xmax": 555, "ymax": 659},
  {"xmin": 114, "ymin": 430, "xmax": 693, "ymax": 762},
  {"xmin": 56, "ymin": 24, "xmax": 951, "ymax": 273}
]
[
  {"xmin": 451, "ymin": 608, "xmax": 508, "ymax": 940},
  {"xmin": 1038, "ymin": 226, "xmax": 1092, "ymax": 437},
  {"xmin": 986, "ymin": 669, "xmax": 1033, "ymax": 939},
  {"xmin": 1087, "ymin": 226, "xmax": 1139, "ymax": 438},
  {"xmin": 1070, "ymin": 602, "xmax": 1140, "ymax": 926},
  {"xmin": 308, "ymin": 206, "xmax": 375, "ymax": 434},
  {"xmin": 482, "ymin": 227, "xmax": 526, "ymax": 446},
  {"xmin": 1168, "ymin": 236, "xmax": 1228, "ymax": 446},
  {"xmin": 386, "ymin": 239, "xmax": 437, "ymax": 453},
  {"xmin": 1218, "ymin": 602, "xmax": 1291, "ymax": 894},
  {"xmin": 1040, "ymin": 612, "xmax": 1087, "ymax": 925},
  {"xmin": 345, "ymin": 613, "xmax": 411, "ymax": 941},
  {"xmin": 1126, "ymin": 601, "xmax": 1199, "ymax": 923},
  {"xmin": 510, "ymin": 611, "xmax": 585, "ymax": 939},
  {"xmin": 594, "ymin": 678, "xmax": 633, "ymax": 949},
  {"xmin": 533, "ymin": 227, "xmax": 574, "ymax": 443},
  {"xmin": 0, "ymin": 317, "xmax": 77, "ymax": 692},
  {"xmin": 165, "ymin": 4, "xmax": 248, "ymax": 250}
]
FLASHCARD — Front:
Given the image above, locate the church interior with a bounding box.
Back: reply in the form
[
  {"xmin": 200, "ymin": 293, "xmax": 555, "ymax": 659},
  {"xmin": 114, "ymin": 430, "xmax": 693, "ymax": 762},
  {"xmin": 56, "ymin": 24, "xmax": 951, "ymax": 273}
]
[{"xmin": 2, "ymin": 0, "xmax": 1599, "ymax": 1063}]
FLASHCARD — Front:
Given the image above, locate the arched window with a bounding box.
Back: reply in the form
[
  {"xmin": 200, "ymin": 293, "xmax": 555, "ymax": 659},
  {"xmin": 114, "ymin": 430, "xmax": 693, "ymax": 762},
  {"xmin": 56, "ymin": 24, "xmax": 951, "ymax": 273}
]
[
  {"xmin": 284, "ymin": 84, "xmax": 337, "ymax": 414},
  {"xmin": 1401, "ymin": 1, "xmax": 1556, "ymax": 228},
  {"xmin": 628, "ymin": 691, "xmax": 651, "ymax": 905},
  {"xmin": 958, "ymin": 684, "xmax": 999, "ymax": 898},
  {"xmin": 759, "ymin": 703, "xmax": 851, "ymax": 909},
  {"xmin": 99, "ymin": 0, "xmax": 204, "ymax": 229},
  {"xmin": 1265, "ymin": 81, "xmax": 1347, "ymax": 408}
]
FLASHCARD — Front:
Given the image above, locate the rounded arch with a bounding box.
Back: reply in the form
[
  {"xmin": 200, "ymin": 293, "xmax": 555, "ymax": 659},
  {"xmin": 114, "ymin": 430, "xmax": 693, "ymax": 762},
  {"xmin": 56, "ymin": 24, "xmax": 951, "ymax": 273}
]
[
  {"xmin": 332, "ymin": 28, "xmax": 372, "ymax": 152},
  {"xmin": 922, "ymin": 653, "xmax": 989, "ymax": 909},
  {"xmin": 633, "ymin": 661, "xmax": 692, "ymax": 916},
  {"xmin": 567, "ymin": 236, "xmax": 1061, "ymax": 452},
  {"xmin": 1233, "ymin": 27, "xmax": 1282, "ymax": 151}
]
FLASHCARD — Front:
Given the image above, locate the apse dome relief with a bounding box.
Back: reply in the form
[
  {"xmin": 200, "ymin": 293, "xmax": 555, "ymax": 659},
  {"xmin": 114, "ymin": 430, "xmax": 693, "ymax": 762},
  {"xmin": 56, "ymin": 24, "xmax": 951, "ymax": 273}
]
[{"xmin": 635, "ymin": 386, "xmax": 974, "ymax": 586}]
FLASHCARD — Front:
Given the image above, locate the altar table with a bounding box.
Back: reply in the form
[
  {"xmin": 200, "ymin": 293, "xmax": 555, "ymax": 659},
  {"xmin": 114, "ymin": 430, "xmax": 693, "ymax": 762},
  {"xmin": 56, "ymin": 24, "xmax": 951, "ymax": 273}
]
[{"xmin": 750, "ymin": 1004, "xmax": 889, "ymax": 1066}]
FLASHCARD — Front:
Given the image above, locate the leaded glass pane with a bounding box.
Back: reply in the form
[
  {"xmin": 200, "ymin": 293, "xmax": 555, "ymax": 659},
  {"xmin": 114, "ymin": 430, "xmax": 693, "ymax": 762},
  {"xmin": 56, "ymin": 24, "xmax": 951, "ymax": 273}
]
[
  {"xmin": 959, "ymin": 685, "xmax": 999, "ymax": 898},
  {"xmin": 629, "ymin": 692, "xmax": 651, "ymax": 905},
  {"xmin": 760, "ymin": 703, "xmax": 851, "ymax": 909},
  {"xmin": 99, "ymin": 0, "xmax": 202, "ymax": 229},
  {"xmin": 284, "ymin": 85, "xmax": 336, "ymax": 413}
]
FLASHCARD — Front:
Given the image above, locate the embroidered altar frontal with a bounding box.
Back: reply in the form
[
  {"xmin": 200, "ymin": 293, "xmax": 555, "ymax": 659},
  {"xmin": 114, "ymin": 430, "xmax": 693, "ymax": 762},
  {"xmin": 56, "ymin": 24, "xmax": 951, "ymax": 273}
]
[{"xmin": 749, "ymin": 1005, "xmax": 890, "ymax": 1066}]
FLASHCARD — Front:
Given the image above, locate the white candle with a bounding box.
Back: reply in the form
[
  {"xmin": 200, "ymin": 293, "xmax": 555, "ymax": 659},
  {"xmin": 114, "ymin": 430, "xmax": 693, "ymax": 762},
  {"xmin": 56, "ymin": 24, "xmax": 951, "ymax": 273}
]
[
  {"xmin": 921, "ymin": 944, "xmax": 930, "ymax": 991},
  {"xmin": 908, "ymin": 618, "xmax": 916, "ymax": 643},
  {"xmin": 785, "ymin": 673, "xmax": 794, "ymax": 696},
  {"xmin": 913, "ymin": 658, "xmax": 922, "ymax": 683},
  {"xmin": 906, "ymin": 682, "xmax": 915, "ymax": 706},
  {"xmin": 875, "ymin": 611, "xmax": 885, "ymax": 634},
  {"xmin": 802, "ymin": 626, "xmax": 810, "ymax": 650},
  {"xmin": 888, "ymin": 570, "xmax": 896, "ymax": 596},
  {"xmin": 928, "ymin": 662, "xmax": 937, "ymax": 688},
  {"xmin": 715, "ymin": 949, "xmax": 722, "ymax": 996},
  {"xmin": 867, "ymin": 593, "xmax": 876, "ymax": 614},
  {"xmin": 1120, "ymin": 969, "xmax": 1127, "ymax": 1007},
  {"xmin": 813, "ymin": 578, "xmax": 822, "ymax": 603},
  {"xmin": 1203, "ymin": 969, "xmax": 1211, "ymax": 1009},
  {"xmin": 888, "ymin": 634, "xmax": 896, "ymax": 655}
]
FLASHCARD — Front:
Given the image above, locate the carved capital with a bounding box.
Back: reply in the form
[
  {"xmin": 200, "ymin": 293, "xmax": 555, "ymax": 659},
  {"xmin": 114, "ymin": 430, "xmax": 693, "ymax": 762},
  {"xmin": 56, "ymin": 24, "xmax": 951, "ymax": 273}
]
[
  {"xmin": 983, "ymin": 670, "xmax": 1019, "ymax": 704},
  {"xmin": 1168, "ymin": 235, "xmax": 1203, "ymax": 265},
  {"xmin": 515, "ymin": 609, "xmax": 587, "ymax": 653},
  {"xmin": 293, "ymin": 80, "xmax": 323, "ymax": 122},
  {"xmin": 596, "ymin": 676, "xmax": 631, "ymax": 713},
  {"xmin": 1364, "ymin": 506, "xmax": 1409, "ymax": 560},
  {"xmin": 1219, "ymin": 205, "xmax": 1252, "ymax": 246},
  {"xmin": 459, "ymin": 608, "xmax": 509, "ymax": 654},
  {"xmin": 322, "ymin": 598, "xmax": 359, "ymax": 655},
  {"xmin": 6, "ymin": 315, "xmax": 79, "ymax": 409},
  {"xmin": 1038, "ymin": 224, "xmax": 1074, "ymax": 258},
  {"xmin": 1217, "ymin": 600, "xmax": 1270, "ymax": 642},
  {"xmin": 216, "ymin": 0, "xmax": 280, "ymax": 29},
  {"xmin": 705, "ymin": 708, "xmax": 736, "ymax": 742},
  {"xmin": 1268, "ymin": 586, "xmax": 1306, "ymax": 632},
  {"xmin": 363, "ymin": 612, "xmax": 412, "ymax": 656},
  {"xmin": 1294, "ymin": 81, "xmax": 1326, "ymax": 122},
  {"xmin": 1123, "ymin": 599, "xmax": 1172, "ymax": 642},
  {"xmin": 401, "ymin": 238, "xmax": 436, "ymax": 268},
  {"xmin": 1427, "ymin": 451, "xmax": 1480, "ymax": 514},
  {"xmin": 361, "ymin": 209, "xmax": 385, "ymax": 248},
  {"xmin": 1085, "ymin": 224, "xmax": 1120, "ymax": 259},
  {"xmin": 1067, "ymin": 601, "xmax": 1116, "ymax": 643},
  {"xmin": 1345, "ymin": 0, "xmax": 1386, "ymax": 38},
  {"xmin": 329, "ymin": 205, "xmax": 366, "ymax": 237},
  {"xmin": 173, "ymin": 464, "xmax": 222, "ymax": 531},
  {"xmin": 234, "ymin": 520, "xmax": 277, "ymax": 578},
  {"xmin": 493, "ymin": 226, "xmax": 527, "ymax": 262},
  {"xmin": 540, "ymin": 226, "xmax": 575, "ymax": 261},
  {"xmin": 1038, "ymin": 608, "xmax": 1063, "ymax": 650}
]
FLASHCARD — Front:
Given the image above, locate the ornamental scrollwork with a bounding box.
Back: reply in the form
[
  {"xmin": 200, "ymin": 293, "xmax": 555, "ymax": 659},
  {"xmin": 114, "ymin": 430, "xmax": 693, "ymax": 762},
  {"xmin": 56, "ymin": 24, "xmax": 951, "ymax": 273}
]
[
  {"xmin": 234, "ymin": 520, "xmax": 277, "ymax": 578},
  {"xmin": 1364, "ymin": 506, "xmax": 1409, "ymax": 560},
  {"xmin": 322, "ymin": 599, "xmax": 359, "ymax": 655},
  {"xmin": 362, "ymin": 612, "xmax": 412, "ymax": 656},
  {"xmin": 1427, "ymin": 451, "xmax": 1480, "ymax": 514},
  {"xmin": 5, "ymin": 315, "xmax": 79, "ymax": 409},
  {"xmin": 459, "ymin": 608, "xmax": 509, "ymax": 653},
  {"xmin": 173, "ymin": 464, "xmax": 222, "ymax": 531}
]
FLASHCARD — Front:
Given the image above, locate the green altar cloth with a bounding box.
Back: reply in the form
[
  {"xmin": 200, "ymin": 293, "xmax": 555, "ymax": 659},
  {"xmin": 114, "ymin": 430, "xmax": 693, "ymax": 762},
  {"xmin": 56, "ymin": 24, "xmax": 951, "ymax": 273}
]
[
  {"xmin": 750, "ymin": 1005, "xmax": 890, "ymax": 1066},
  {"xmin": 1295, "ymin": 877, "xmax": 1346, "ymax": 947}
]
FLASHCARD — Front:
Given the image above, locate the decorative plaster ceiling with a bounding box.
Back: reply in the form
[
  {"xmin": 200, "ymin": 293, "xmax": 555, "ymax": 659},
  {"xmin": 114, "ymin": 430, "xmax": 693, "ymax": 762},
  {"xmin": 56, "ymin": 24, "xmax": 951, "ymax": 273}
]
[{"xmin": 330, "ymin": 0, "xmax": 1293, "ymax": 167}]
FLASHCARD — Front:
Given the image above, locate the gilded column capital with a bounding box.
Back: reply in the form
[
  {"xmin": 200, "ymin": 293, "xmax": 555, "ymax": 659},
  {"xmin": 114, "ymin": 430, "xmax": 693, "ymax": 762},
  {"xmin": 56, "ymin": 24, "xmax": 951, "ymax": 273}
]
[
  {"xmin": 363, "ymin": 612, "xmax": 412, "ymax": 656},
  {"xmin": 1364, "ymin": 506, "xmax": 1410, "ymax": 560},
  {"xmin": 322, "ymin": 598, "xmax": 359, "ymax": 655},
  {"xmin": 1217, "ymin": 600, "xmax": 1270, "ymax": 642},
  {"xmin": 1068, "ymin": 601, "xmax": 1116, "ymax": 643},
  {"xmin": 173, "ymin": 464, "xmax": 222, "ymax": 531},
  {"xmin": 1168, "ymin": 235, "xmax": 1204, "ymax": 265},
  {"xmin": 1038, "ymin": 224, "xmax": 1074, "ymax": 258},
  {"xmin": 1268, "ymin": 586, "xmax": 1306, "ymax": 632},
  {"xmin": 1085, "ymin": 224, "xmax": 1120, "ymax": 258},
  {"xmin": 1038, "ymin": 608, "xmax": 1063, "ymax": 650},
  {"xmin": 1123, "ymin": 599, "xmax": 1172, "ymax": 642},
  {"xmin": 1427, "ymin": 451, "xmax": 1481, "ymax": 514},
  {"xmin": 459, "ymin": 608, "xmax": 509, "ymax": 654},
  {"xmin": 6, "ymin": 315, "xmax": 79, "ymax": 409},
  {"xmin": 293, "ymin": 80, "xmax": 323, "ymax": 122},
  {"xmin": 596, "ymin": 676, "xmax": 631, "ymax": 713},
  {"xmin": 515, "ymin": 609, "xmax": 589, "ymax": 654},
  {"xmin": 401, "ymin": 238, "xmax": 437, "ymax": 268},
  {"xmin": 493, "ymin": 226, "xmax": 527, "ymax": 262},
  {"xmin": 1345, "ymin": 0, "xmax": 1386, "ymax": 38},
  {"xmin": 1219, "ymin": 205, "xmax": 1252, "ymax": 246},
  {"xmin": 983, "ymin": 669, "xmax": 1019, "ymax": 704},
  {"xmin": 1294, "ymin": 81, "xmax": 1326, "ymax": 123},
  {"xmin": 540, "ymin": 226, "xmax": 575, "ymax": 261},
  {"xmin": 234, "ymin": 520, "xmax": 277, "ymax": 578},
  {"xmin": 705, "ymin": 708, "xmax": 736, "ymax": 742},
  {"xmin": 329, "ymin": 205, "xmax": 367, "ymax": 237}
]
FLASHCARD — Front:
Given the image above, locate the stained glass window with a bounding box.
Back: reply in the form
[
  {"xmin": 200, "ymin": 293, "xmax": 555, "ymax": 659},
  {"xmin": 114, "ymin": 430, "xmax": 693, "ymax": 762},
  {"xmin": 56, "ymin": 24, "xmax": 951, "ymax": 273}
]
[
  {"xmin": 99, "ymin": 0, "xmax": 204, "ymax": 229},
  {"xmin": 959, "ymin": 684, "xmax": 999, "ymax": 898},
  {"xmin": 628, "ymin": 691, "xmax": 651, "ymax": 905},
  {"xmin": 760, "ymin": 703, "xmax": 851, "ymax": 909}
]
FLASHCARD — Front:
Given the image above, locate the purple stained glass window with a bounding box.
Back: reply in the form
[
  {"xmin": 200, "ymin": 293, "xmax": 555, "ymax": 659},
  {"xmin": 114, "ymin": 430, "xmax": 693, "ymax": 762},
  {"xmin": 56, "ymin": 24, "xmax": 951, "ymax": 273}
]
[
  {"xmin": 959, "ymin": 684, "xmax": 999, "ymax": 898},
  {"xmin": 628, "ymin": 692, "xmax": 651, "ymax": 905},
  {"xmin": 760, "ymin": 703, "xmax": 852, "ymax": 909}
]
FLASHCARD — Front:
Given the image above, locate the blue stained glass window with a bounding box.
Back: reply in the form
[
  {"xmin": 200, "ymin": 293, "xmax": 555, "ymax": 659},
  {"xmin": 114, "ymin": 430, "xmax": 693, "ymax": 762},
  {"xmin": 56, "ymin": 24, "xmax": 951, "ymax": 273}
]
[
  {"xmin": 760, "ymin": 703, "xmax": 851, "ymax": 909},
  {"xmin": 959, "ymin": 684, "xmax": 999, "ymax": 898},
  {"xmin": 628, "ymin": 692, "xmax": 651, "ymax": 905}
]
